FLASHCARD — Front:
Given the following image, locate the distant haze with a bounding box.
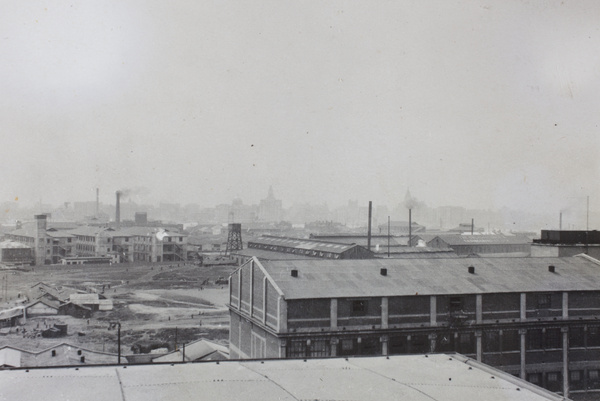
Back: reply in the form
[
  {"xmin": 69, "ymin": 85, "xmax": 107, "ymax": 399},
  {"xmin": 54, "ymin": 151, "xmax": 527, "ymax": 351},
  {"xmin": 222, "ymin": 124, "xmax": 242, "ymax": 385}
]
[{"xmin": 1, "ymin": 1, "xmax": 598, "ymax": 217}]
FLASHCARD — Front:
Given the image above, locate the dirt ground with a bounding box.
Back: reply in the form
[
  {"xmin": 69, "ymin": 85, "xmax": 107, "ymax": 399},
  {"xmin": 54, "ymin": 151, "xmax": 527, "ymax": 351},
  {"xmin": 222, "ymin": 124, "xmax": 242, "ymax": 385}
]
[{"xmin": 0, "ymin": 261, "xmax": 237, "ymax": 356}]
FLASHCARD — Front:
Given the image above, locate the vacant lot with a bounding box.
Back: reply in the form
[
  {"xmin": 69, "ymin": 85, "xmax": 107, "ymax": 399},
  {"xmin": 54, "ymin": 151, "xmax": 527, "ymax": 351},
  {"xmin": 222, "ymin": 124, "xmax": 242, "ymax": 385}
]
[{"xmin": 0, "ymin": 261, "xmax": 237, "ymax": 357}]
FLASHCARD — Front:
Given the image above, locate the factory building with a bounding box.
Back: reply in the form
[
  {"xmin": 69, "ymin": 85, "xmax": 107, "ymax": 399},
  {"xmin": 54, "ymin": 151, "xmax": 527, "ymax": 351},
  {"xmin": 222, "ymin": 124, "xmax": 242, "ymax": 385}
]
[
  {"xmin": 245, "ymin": 236, "xmax": 374, "ymax": 261},
  {"xmin": 413, "ymin": 233, "xmax": 532, "ymax": 256},
  {"xmin": 4, "ymin": 215, "xmax": 188, "ymax": 265},
  {"xmin": 0, "ymin": 240, "xmax": 33, "ymax": 266},
  {"xmin": 229, "ymin": 255, "xmax": 600, "ymax": 398},
  {"xmin": 532, "ymin": 230, "xmax": 600, "ymax": 259}
]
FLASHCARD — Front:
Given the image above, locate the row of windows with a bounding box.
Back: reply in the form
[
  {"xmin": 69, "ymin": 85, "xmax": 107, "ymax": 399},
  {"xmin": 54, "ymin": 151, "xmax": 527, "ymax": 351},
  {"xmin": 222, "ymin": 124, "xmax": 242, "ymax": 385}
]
[
  {"xmin": 250, "ymin": 243, "xmax": 341, "ymax": 259},
  {"xmin": 284, "ymin": 327, "xmax": 600, "ymax": 360},
  {"xmin": 334, "ymin": 293, "xmax": 580, "ymax": 318},
  {"xmin": 528, "ymin": 370, "xmax": 600, "ymax": 392}
]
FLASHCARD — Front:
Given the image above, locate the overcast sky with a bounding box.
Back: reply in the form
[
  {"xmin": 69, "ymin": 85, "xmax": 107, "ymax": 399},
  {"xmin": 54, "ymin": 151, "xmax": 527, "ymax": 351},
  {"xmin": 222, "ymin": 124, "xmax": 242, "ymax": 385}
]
[{"xmin": 1, "ymin": 1, "xmax": 598, "ymax": 216}]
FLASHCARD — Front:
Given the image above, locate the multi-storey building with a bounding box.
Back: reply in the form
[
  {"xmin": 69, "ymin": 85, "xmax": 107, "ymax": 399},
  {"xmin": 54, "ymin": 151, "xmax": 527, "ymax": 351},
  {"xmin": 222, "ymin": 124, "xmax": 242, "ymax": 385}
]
[
  {"xmin": 5, "ymin": 215, "xmax": 188, "ymax": 265},
  {"xmin": 125, "ymin": 227, "xmax": 187, "ymax": 263},
  {"xmin": 4, "ymin": 215, "xmax": 68, "ymax": 265},
  {"xmin": 229, "ymin": 255, "xmax": 600, "ymax": 398}
]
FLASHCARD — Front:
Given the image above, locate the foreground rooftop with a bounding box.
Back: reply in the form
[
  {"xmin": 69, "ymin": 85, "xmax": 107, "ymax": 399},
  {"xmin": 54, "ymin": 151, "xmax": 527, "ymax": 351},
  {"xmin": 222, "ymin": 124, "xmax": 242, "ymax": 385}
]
[{"xmin": 0, "ymin": 354, "xmax": 563, "ymax": 400}]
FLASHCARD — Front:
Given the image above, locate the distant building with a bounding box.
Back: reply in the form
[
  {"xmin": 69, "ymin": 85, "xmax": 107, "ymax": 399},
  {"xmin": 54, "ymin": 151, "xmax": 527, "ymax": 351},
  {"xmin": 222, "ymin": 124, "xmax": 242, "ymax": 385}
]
[
  {"xmin": 151, "ymin": 339, "xmax": 229, "ymax": 363},
  {"xmin": 245, "ymin": 235, "xmax": 374, "ymax": 262},
  {"xmin": 0, "ymin": 343, "xmax": 118, "ymax": 367},
  {"xmin": 376, "ymin": 221, "xmax": 426, "ymax": 236},
  {"xmin": 532, "ymin": 230, "xmax": 600, "ymax": 259},
  {"xmin": 0, "ymin": 240, "xmax": 33, "ymax": 266},
  {"xmin": 229, "ymin": 255, "xmax": 600, "ymax": 397},
  {"xmin": 310, "ymin": 234, "xmax": 456, "ymax": 257},
  {"xmin": 5, "ymin": 216, "xmax": 189, "ymax": 264},
  {"xmin": 421, "ymin": 233, "xmax": 531, "ymax": 256},
  {"xmin": 258, "ymin": 187, "xmax": 283, "ymax": 222}
]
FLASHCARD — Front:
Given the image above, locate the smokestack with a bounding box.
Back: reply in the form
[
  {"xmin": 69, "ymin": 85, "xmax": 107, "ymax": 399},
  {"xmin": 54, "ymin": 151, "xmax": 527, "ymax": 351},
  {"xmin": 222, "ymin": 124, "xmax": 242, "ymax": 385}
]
[
  {"xmin": 471, "ymin": 218, "xmax": 474, "ymax": 235},
  {"xmin": 560, "ymin": 212, "xmax": 562, "ymax": 230},
  {"xmin": 367, "ymin": 201, "xmax": 372, "ymax": 251},
  {"xmin": 96, "ymin": 188, "xmax": 99, "ymax": 217},
  {"xmin": 408, "ymin": 208, "xmax": 412, "ymax": 247},
  {"xmin": 116, "ymin": 191, "xmax": 121, "ymax": 226}
]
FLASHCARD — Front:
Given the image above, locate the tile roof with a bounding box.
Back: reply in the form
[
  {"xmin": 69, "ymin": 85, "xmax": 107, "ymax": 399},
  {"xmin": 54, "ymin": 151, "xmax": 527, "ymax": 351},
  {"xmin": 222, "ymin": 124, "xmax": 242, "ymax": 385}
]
[
  {"xmin": 0, "ymin": 354, "xmax": 563, "ymax": 401},
  {"xmin": 257, "ymin": 255, "xmax": 600, "ymax": 299}
]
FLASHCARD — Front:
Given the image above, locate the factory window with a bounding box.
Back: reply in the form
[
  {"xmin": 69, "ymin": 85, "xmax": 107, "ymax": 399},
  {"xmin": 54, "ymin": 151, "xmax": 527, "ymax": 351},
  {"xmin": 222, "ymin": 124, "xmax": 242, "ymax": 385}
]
[
  {"xmin": 389, "ymin": 336, "xmax": 407, "ymax": 355},
  {"xmin": 352, "ymin": 300, "xmax": 368, "ymax": 316},
  {"xmin": 409, "ymin": 335, "xmax": 430, "ymax": 354},
  {"xmin": 527, "ymin": 373, "xmax": 541, "ymax": 385},
  {"xmin": 287, "ymin": 340, "xmax": 306, "ymax": 358},
  {"xmin": 457, "ymin": 332, "xmax": 475, "ymax": 354},
  {"xmin": 570, "ymin": 370, "xmax": 584, "ymax": 391},
  {"xmin": 358, "ymin": 337, "xmax": 381, "ymax": 356},
  {"xmin": 569, "ymin": 327, "xmax": 584, "ymax": 348},
  {"xmin": 537, "ymin": 294, "xmax": 552, "ymax": 309},
  {"xmin": 309, "ymin": 339, "xmax": 329, "ymax": 358},
  {"xmin": 502, "ymin": 330, "xmax": 520, "ymax": 352},
  {"xmin": 449, "ymin": 297, "xmax": 463, "ymax": 311},
  {"xmin": 340, "ymin": 339, "xmax": 354, "ymax": 353},
  {"xmin": 545, "ymin": 328, "xmax": 561, "ymax": 349},
  {"xmin": 483, "ymin": 331, "xmax": 500, "ymax": 353},
  {"xmin": 589, "ymin": 370, "xmax": 600, "ymax": 389},
  {"xmin": 527, "ymin": 329, "xmax": 543, "ymax": 350},
  {"xmin": 589, "ymin": 326, "xmax": 600, "ymax": 347},
  {"xmin": 546, "ymin": 372, "xmax": 561, "ymax": 392}
]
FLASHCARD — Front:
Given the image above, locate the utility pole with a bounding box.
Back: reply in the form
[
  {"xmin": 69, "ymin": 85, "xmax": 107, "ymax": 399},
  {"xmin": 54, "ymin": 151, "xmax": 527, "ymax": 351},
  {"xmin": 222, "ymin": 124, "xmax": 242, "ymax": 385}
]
[
  {"xmin": 109, "ymin": 321, "xmax": 121, "ymax": 365},
  {"xmin": 587, "ymin": 195, "xmax": 590, "ymax": 231},
  {"xmin": 387, "ymin": 216, "xmax": 390, "ymax": 257}
]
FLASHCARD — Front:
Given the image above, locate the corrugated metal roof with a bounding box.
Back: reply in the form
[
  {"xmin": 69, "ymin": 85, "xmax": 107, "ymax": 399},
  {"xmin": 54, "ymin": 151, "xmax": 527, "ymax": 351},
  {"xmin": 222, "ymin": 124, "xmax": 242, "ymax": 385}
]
[
  {"xmin": 0, "ymin": 354, "xmax": 563, "ymax": 400},
  {"xmin": 152, "ymin": 339, "xmax": 228, "ymax": 363},
  {"xmin": 433, "ymin": 234, "xmax": 532, "ymax": 246},
  {"xmin": 250, "ymin": 236, "xmax": 359, "ymax": 253},
  {"xmin": 232, "ymin": 249, "xmax": 314, "ymax": 260},
  {"xmin": 312, "ymin": 235, "xmax": 410, "ymax": 247},
  {"xmin": 258, "ymin": 255, "xmax": 600, "ymax": 299}
]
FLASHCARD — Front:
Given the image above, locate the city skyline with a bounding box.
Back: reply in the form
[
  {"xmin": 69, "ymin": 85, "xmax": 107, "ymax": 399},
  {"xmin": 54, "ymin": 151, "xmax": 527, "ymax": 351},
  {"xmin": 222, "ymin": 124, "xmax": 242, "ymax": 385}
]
[{"xmin": 1, "ymin": 1, "xmax": 598, "ymax": 223}]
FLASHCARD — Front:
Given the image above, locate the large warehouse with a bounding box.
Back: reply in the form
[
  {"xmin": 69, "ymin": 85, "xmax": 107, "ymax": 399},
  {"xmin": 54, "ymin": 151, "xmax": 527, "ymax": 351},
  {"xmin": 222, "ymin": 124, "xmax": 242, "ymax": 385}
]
[{"xmin": 229, "ymin": 254, "xmax": 600, "ymax": 398}]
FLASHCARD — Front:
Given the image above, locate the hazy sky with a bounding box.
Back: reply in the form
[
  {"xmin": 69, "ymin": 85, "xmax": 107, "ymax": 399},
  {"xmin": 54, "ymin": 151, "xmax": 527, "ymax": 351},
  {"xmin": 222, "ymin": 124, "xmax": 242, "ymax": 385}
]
[{"xmin": 1, "ymin": 1, "xmax": 599, "ymax": 215}]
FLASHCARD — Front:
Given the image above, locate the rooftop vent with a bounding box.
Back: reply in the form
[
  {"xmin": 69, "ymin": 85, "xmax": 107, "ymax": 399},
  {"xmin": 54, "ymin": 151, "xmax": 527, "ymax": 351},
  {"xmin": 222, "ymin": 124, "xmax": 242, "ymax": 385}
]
[
  {"xmin": 380, "ymin": 268, "xmax": 387, "ymax": 276},
  {"xmin": 468, "ymin": 266, "xmax": 475, "ymax": 274},
  {"xmin": 549, "ymin": 265, "xmax": 555, "ymax": 273},
  {"xmin": 291, "ymin": 269, "xmax": 298, "ymax": 278}
]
